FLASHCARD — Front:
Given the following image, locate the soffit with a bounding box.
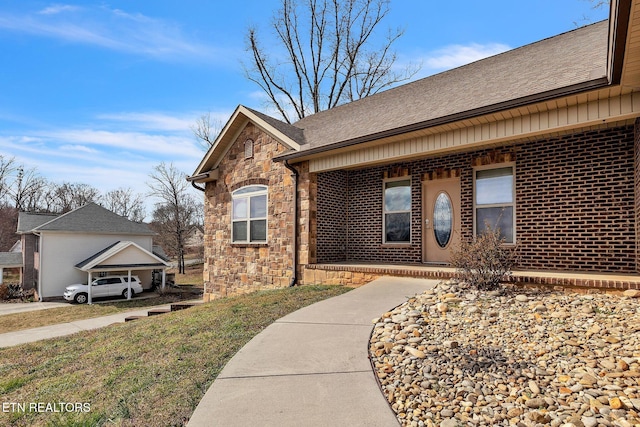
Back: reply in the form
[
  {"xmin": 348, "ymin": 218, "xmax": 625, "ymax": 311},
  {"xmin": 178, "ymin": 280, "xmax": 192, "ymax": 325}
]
[
  {"xmin": 621, "ymin": 0, "xmax": 640, "ymax": 88},
  {"xmin": 305, "ymin": 85, "xmax": 640, "ymax": 172}
]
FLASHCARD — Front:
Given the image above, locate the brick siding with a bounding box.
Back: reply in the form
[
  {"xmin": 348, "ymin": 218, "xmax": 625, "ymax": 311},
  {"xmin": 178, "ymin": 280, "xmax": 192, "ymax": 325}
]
[
  {"xmin": 635, "ymin": 118, "xmax": 640, "ymax": 272},
  {"xmin": 316, "ymin": 170, "xmax": 348, "ymax": 262},
  {"xmin": 316, "ymin": 125, "xmax": 637, "ymax": 273}
]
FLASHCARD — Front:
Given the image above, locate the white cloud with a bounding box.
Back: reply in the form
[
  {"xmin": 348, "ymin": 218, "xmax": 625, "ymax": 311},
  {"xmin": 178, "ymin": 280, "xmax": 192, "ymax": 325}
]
[
  {"xmin": 422, "ymin": 43, "xmax": 511, "ymax": 71},
  {"xmin": 0, "ymin": 6, "xmax": 216, "ymax": 61},
  {"xmin": 97, "ymin": 112, "xmax": 198, "ymax": 132},
  {"xmin": 38, "ymin": 4, "xmax": 79, "ymax": 15},
  {"xmin": 43, "ymin": 128, "xmax": 202, "ymax": 159},
  {"xmin": 58, "ymin": 144, "xmax": 98, "ymax": 154}
]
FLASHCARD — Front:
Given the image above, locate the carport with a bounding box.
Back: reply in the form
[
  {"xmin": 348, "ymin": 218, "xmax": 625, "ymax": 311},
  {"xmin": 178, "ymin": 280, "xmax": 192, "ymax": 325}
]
[{"xmin": 75, "ymin": 241, "xmax": 170, "ymax": 304}]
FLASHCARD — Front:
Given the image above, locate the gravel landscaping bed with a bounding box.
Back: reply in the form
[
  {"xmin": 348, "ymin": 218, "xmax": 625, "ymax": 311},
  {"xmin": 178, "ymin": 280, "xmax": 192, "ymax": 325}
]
[{"xmin": 369, "ymin": 281, "xmax": 640, "ymax": 427}]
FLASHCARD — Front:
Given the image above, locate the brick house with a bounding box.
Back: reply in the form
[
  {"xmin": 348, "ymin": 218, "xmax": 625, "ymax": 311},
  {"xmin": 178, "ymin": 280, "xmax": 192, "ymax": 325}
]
[{"xmin": 189, "ymin": 1, "xmax": 640, "ymax": 301}]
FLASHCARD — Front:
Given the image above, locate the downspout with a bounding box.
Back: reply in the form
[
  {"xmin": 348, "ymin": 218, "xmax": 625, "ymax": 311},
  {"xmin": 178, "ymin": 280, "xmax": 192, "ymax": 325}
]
[
  {"xmin": 33, "ymin": 231, "xmax": 42, "ymax": 302},
  {"xmin": 283, "ymin": 160, "xmax": 299, "ymax": 287},
  {"xmin": 190, "ymin": 181, "xmax": 205, "ymax": 192}
]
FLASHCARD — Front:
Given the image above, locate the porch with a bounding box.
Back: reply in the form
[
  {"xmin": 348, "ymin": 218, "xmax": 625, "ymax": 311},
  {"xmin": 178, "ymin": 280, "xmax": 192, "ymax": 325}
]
[{"xmin": 302, "ymin": 263, "xmax": 640, "ymax": 292}]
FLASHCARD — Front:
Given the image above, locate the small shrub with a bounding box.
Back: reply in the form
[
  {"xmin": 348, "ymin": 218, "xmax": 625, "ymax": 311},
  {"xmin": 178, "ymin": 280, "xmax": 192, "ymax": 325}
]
[
  {"xmin": 450, "ymin": 224, "xmax": 517, "ymax": 291},
  {"xmin": 0, "ymin": 283, "xmax": 32, "ymax": 301}
]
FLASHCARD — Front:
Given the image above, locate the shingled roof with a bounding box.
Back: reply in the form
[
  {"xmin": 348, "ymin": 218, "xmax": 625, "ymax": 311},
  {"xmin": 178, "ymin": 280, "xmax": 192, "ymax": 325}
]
[
  {"xmin": 19, "ymin": 203, "xmax": 154, "ymax": 235},
  {"xmin": 16, "ymin": 212, "xmax": 59, "ymax": 234},
  {"xmin": 191, "ymin": 20, "xmax": 613, "ymax": 177},
  {"xmin": 285, "ymin": 21, "xmax": 609, "ymax": 154}
]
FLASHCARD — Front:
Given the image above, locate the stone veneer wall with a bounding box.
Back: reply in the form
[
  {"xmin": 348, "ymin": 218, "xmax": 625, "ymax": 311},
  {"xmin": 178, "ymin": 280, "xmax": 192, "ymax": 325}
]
[
  {"xmin": 315, "ymin": 125, "xmax": 637, "ymax": 273},
  {"xmin": 202, "ymin": 123, "xmax": 296, "ymax": 300}
]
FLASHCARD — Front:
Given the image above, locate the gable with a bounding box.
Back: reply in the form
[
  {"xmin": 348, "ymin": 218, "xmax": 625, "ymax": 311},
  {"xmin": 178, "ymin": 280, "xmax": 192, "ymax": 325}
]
[
  {"xmin": 75, "ymin": 241, "xmax": 168, "ymax": 271},
  {"xmin": 189, "ymin": 105, "xmax": 303, "ymax": 182}
]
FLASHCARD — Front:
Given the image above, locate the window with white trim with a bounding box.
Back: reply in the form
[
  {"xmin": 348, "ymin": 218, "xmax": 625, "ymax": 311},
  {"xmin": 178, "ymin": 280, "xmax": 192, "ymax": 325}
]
[
  {"xmin": 232, "ymin": 185, "xmax": 267, "ymax": 243},
  {"xmin": 474, "ymin": 165, "xmax": 515, "ymax": 244},
  {"xmin": 383, "ymin": 178, "xmax": 411, "ymax": 243}
]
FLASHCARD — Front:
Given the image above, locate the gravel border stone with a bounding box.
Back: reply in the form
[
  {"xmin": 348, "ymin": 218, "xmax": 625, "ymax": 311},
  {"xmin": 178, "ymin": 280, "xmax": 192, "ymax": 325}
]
[{"xmin": 369, "ymin": 281, "xmax": 640, "ymax": 427}]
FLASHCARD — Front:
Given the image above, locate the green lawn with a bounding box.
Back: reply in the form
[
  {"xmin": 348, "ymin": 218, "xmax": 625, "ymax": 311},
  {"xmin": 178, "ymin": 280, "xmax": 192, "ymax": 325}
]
[{"xmin": 0, "ymin": 285, "xmax": 351, "ymax": 427}]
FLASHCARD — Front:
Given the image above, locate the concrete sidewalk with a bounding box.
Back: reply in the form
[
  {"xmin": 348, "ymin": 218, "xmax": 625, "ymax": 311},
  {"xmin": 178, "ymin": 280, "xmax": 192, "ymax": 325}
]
[
  {"xmin": 187, "ymin": 276, "xmax": 437, "ymax": 427},
  {"xmin": 0, "ymin": 301, "xmax": 69, "ymax": 315},
  {"xmin": 0, "ymin": 301, "xmax": 197, "ymax": 348}
]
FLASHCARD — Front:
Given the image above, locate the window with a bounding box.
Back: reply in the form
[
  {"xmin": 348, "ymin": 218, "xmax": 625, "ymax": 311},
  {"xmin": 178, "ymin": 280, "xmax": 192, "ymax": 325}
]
[
  {"xmin": 474, "ymin": 165, "xmax": 515, "ymax": 243},
  {"xmin": 232, "ymin": 185, "xmax": 267, "ymax": 243},
  {"xmin": 383, "ymin": 179, "xmax": 411, "ymax": 243}
]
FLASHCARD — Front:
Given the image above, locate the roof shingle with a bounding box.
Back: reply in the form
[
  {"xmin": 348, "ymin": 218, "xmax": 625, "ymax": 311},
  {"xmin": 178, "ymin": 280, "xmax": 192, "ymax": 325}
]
[
  {"xmin": 20, "ymin": 203, "xmax": 154, "ymax": 235},
  {"xmin": 276, "ymin": 21, "xmax": 610, "ymax": 154}
]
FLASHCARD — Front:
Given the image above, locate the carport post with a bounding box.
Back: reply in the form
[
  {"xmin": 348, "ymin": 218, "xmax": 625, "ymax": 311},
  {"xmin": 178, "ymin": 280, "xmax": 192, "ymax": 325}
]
[
  {"xmin": 0, "ymin": 267, "xmax": 3, "ymax": 284},
  {"xmin": 127, "ymin": 270, "xmax": 132, "ymax": 300},
  {"xmin": 87, "ymin": 272, "xmax": 93, "ymax": 305},
  {"xmin": 162, "ymin": 269, "xmax": 166, "ymax": 291}
]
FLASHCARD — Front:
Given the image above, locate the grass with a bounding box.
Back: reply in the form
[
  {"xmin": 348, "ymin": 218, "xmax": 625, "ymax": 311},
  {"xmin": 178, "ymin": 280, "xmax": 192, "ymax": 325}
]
[
  {"xmin": 0, "ymin": 293, "xmax": 199, "ymax": 334},
  {"xmin": 0, "ymin": 263, "xmax": 205, "ymax": 335},
  {"xmin": 0, "ymin": 285, "xmax": 351, "ymax": 427},
  {"xmin": 169, "ymin": 263, "xmax": 204, "ymax": 288}
]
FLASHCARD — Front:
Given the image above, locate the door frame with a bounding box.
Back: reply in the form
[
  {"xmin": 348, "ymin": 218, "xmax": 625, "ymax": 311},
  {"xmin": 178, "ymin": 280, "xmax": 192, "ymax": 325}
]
[{"xmin": 422, "ymin": 177, "xmax": 461, "ymax": 264}]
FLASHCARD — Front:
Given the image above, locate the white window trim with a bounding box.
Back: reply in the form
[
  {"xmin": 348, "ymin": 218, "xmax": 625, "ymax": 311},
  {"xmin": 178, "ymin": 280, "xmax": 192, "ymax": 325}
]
[
  {"xmin": 382, "ymin": 177, "xmax": 412, "ymax": 244},
  {"xmin": 231, "ymin": 185, "xmax": 268, "ymax": 243},
  {"xmin": 472, "ymin": 162, "xmax": 516, "ymax": 244}
]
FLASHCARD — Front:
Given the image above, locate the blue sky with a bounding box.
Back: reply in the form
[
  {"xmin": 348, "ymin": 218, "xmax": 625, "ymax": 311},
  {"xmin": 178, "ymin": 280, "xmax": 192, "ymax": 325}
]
[{"xmin": 0, "ymin": 1, "xmax": 608, "ymax": 214}]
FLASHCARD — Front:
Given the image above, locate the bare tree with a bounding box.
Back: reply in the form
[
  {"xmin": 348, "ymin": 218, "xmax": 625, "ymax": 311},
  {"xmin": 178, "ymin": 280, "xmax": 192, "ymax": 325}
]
[
  {"xmin": 245, "ymin": 0, "xmax": 418, "ymax": 123},
  {"xmin": 50, "ymin": 182, "xmax": 101, "ymax": 213},
  {"xmin": 191, "ymin": 112, "xmax": 224, "ymax": 151},
  {"xmin": 575, "ymin": 0, "xmax": 610, "ymax": 25},
  {"xmin": 147, "ymin": 162, "xmax": 199, "ymax": 274},
  {"xmin": 0, "ymin": 206, "xmax": 18, "ymax": 251},
  {"xmin": 0, "ymin": 155, "xmax": 17, "ymax": 205},
  {"xmin": 9, "ymin": 167, "xmax": 48, "ymax": 212},
  {"xmin": 102, "ymin": 187, "xmax": 146, "ymax": 222}
]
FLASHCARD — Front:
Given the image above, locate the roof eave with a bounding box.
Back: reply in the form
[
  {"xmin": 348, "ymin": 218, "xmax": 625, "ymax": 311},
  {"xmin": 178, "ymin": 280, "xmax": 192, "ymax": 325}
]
[
  {"xmin": 607, "ymin": 0, "xmax": 632, "ymax": 85},
  {"xmin": 274, "ymin": 77, "xmax": 611, "ymax": 163}
]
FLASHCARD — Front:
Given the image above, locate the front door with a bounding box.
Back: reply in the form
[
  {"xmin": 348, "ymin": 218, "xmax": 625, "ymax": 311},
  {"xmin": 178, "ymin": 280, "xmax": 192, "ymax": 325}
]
[{"xmin": 422, "ymin": 178, "xmax": 461, "ymax": 263}]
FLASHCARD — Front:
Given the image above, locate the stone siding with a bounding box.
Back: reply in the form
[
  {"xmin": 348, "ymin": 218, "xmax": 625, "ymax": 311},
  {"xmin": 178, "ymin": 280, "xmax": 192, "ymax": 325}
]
[{"xmin": 202, "ymin": 123, "xmax": 296, "ymax": 300}]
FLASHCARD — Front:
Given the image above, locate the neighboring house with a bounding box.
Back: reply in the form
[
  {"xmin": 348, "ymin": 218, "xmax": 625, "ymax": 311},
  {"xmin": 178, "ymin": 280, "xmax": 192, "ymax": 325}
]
[
  {"xmin": 184, "ymin": 225, "xmax": 204, "ymax": 250},
  {"xmin": 189, "ymin": 1, "xmax": 640, "ymax": 301},
  {"xmin": 12, "ymin": 203, "xmax": 169, "ymax": 300}
]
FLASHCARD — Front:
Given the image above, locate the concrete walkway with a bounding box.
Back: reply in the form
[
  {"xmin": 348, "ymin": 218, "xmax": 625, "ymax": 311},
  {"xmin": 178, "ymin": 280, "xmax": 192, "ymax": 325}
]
[
  {"xmin": 0, "ymin": 300, "xmax": 197, "ymax": 348},
  {"xmin": 0, "ymin": 301, "xmax": 69, "ymax": 315},
  {"xmin": 188, "ymin": 276, "xmax": 437, "ymax": 427}
]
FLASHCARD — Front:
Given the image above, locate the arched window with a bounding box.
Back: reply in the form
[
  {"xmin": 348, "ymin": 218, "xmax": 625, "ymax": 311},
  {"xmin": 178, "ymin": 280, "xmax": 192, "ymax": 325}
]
[{"xmin": 232, "ymin": 185, "xmax": 267, "ymax": 243}]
